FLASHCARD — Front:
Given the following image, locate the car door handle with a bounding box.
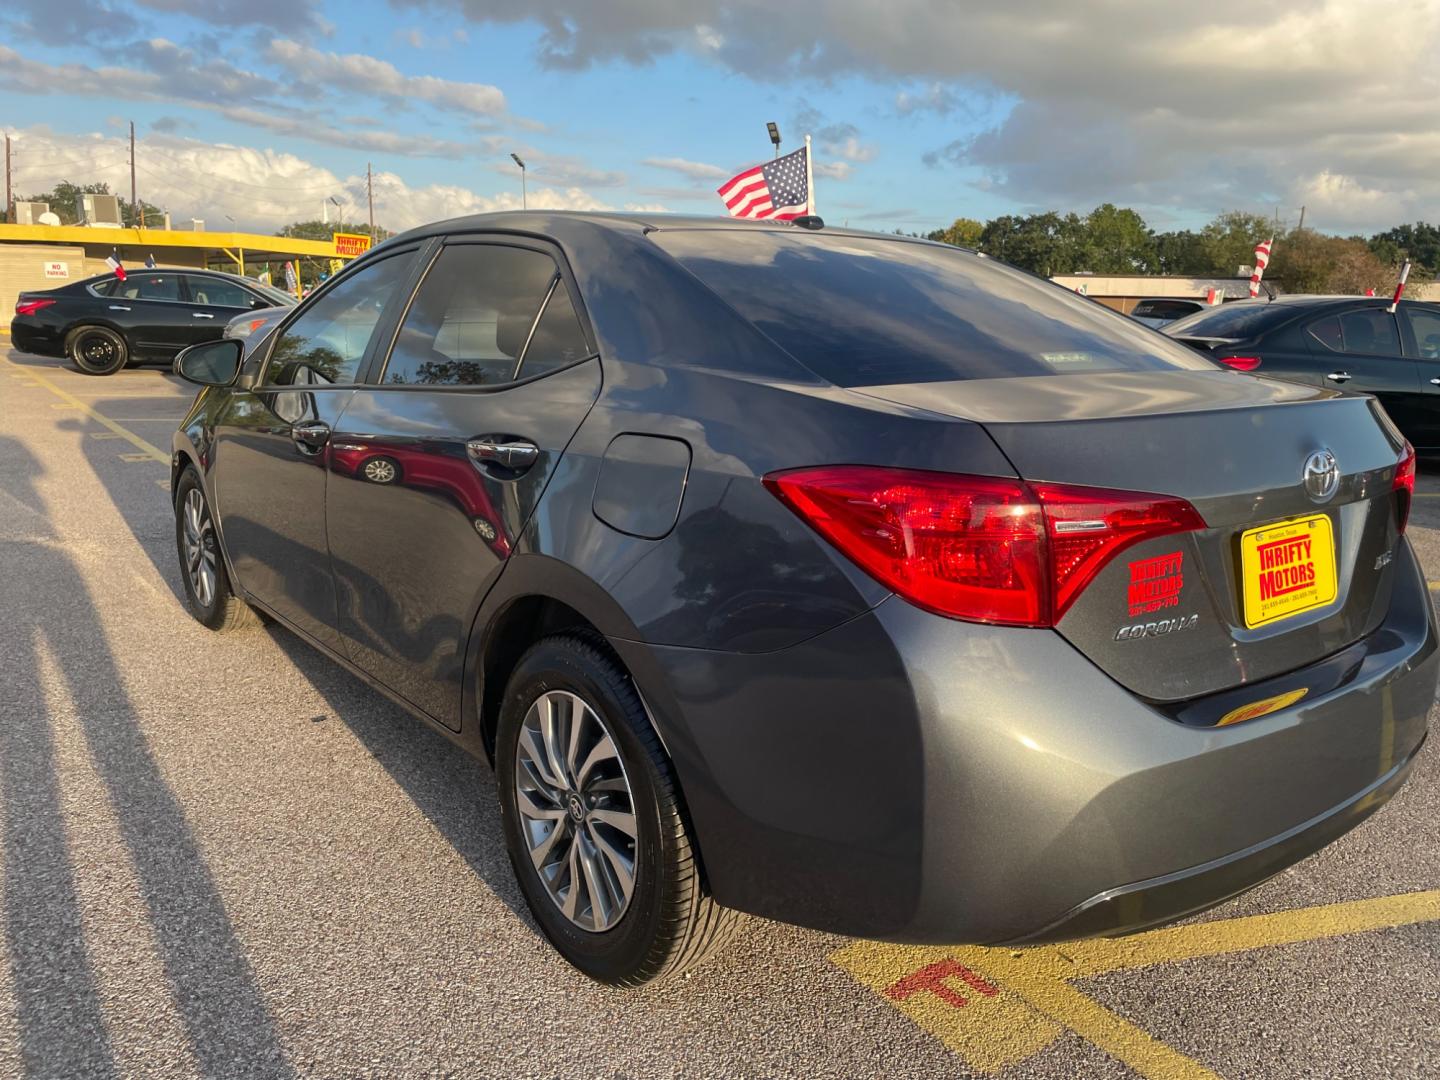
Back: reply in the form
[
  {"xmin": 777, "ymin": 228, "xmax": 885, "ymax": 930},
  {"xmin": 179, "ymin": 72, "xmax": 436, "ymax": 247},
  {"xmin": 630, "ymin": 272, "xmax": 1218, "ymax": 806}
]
[
  {"xmin": 292, "ymin": 421, "xmax": 331, "ymax": 454},
  {"xmin": 1326, "ymin": 371, "xmax": 1351, "ymax": 383},
  {"xmin": 467, "ymin": 439, "xmax": 539, "ymax": 471},
  {"xmin": 109, "ymin": 305, "xmax": 131, "ymax": 311},
  {"xmin": 192, "ymin": 312, "xmax": 216, "ymax": 319}
]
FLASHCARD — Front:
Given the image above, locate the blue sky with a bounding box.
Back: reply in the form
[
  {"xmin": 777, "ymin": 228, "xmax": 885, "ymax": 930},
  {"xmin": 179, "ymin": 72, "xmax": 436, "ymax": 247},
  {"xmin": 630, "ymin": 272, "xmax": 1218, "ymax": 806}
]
[{"xmin": 0, "ymin": 1, "xmax": 1433, "ymax": 235}]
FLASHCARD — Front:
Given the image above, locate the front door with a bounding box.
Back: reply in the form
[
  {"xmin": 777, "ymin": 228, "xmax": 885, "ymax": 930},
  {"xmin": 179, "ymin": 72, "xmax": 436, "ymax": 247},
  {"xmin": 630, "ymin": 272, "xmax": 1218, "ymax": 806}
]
[
  {"xmin": 208, "ymin": 249, "xmax": 419, "ymax": 648},
  {"xmin": 1398, "ymin": 303, "xmax": 1440, "ymax": 450},
  {"xmin": 326, "ymin": 239, "xmax": 600, "ymax": 728},
  {"xmin": 179, "ymin": 274, "xmax": 265, "ymax": 346}
]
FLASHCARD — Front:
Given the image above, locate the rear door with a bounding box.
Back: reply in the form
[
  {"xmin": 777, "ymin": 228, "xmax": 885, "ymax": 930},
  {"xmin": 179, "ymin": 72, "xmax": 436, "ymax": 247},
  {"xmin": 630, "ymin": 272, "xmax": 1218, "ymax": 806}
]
[
  {"xmin": 180, "ymin": 274, "xmax": 264, "ymax": 346},
  {"xmin": 109, "ymin": 271, "xmax": 195, "ymax": 358},
  {"xmin": 1302, "ymin": 306, "xmax": 1425, "ymax": 442},
  {"xmin": 1397, "ymin": 303, "xmax": 1440, "ymax": 450},
  {"xmin": 325, "ymin": 237, "xmax": 601, "ymax": 729}
]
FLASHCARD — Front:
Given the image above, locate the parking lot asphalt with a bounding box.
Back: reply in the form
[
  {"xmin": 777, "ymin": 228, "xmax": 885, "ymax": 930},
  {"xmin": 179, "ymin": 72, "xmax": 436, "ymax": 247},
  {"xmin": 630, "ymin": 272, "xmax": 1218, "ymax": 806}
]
[{"xmin": 1, "ymin": 342, "xmax": 1439, "ymax": 1080}]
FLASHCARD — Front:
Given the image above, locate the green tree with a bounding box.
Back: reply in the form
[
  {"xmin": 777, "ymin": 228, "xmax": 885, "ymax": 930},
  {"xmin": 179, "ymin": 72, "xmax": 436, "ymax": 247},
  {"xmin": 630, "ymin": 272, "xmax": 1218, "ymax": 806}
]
[
  {"xmin": 979, "ymin": 211, "xmax": 1085, "ymax": 276},
  {"xmin": 1198, "ymin": 211, "xmax": 1276, "ymax": 277},
  {"xmin": 931, "ymin": 217, "xmax": 985, "ymax": 249},
  {"xmin": 1368, "ymin": 222, "xmax": 1440, "ymax": 281},
  {"xmin": 21, "ymin": 179, "xmax": 165, "ymax": 227},
  {"xmin": 1080, "ymin": 204, "xmax": 1156, "ymax": 273},
  {"xmin": 1151, "ymin": 230, "xmax": 1211, "ymax": 275}
]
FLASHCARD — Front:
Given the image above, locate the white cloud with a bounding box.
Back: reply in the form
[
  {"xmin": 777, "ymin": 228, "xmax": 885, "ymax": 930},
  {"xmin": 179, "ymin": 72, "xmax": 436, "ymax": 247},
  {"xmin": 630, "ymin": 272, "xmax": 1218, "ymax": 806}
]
[
  {"xmin": 6, "ymin": 127, "xmax": 623, "ymax": 233},
  {"xmin": 266, "ymin": 39, "xmax": 506, "ymax": 115},
  {"xmin": 643, "ymin": 156, "xmax": 729, "ymax": 181},
  {"xmin": 813, "ymin": 161, "xmax": 852, "ymax": 181},
  {"xmin": 401, "ymin": 0, "xmax": 1440, "ymax": 231}
]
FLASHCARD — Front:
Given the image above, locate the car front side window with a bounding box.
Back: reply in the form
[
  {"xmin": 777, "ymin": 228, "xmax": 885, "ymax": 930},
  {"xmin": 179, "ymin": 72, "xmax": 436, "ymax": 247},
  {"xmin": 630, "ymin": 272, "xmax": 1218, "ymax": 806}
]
[
  {"xmin": 1401, "ymin": 306, "xmax": 1440, "ymax": 361},
  {"xmin": 263, "ymin": 255, "xmax": 413, "ymax": 387},
  {"xmin": 381, "ymin": 244, "xmax": 569, "ymax": 386}
]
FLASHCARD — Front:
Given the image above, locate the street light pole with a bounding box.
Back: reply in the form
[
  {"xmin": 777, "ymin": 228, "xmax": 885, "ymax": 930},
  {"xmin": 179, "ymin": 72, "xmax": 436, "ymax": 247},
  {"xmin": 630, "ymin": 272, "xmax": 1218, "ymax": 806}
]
[
  {"xmin": 510, "ymin": 152, "xmax": 527, "ymax": 210},
  {"xmin": 767, "ymin": 121, "xmax": 781, "ymax": 159}
]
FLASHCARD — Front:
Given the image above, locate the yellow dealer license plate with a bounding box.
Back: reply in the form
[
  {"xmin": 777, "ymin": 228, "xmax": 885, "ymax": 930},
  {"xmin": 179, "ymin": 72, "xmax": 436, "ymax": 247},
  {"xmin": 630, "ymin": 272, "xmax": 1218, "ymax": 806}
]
[{"xmin": 1240, "ymin": 513, "xmax": 1338, "ymax": 629}]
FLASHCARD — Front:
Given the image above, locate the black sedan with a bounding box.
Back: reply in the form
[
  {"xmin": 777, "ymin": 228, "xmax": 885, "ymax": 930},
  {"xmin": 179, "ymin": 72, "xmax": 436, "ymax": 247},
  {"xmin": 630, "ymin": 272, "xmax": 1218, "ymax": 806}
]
[
  {"xmin": 11, "ymin": 268, "xmax": 295, "ymax": 375},
  {"xmin": 1165, "ymin": 295, "xmax": 1440, "ymax": 449}
]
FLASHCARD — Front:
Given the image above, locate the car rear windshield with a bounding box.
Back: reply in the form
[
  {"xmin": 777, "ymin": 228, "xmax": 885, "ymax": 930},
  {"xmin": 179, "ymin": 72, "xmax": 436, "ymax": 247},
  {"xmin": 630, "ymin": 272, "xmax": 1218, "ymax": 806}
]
[
  {"xmin": 649, "ymin": 230, "xmax": 1216, "ymax": 386},
  {"xmin": 1163, "ymin": 302, "xmax": 1296, "ymax": 338}
]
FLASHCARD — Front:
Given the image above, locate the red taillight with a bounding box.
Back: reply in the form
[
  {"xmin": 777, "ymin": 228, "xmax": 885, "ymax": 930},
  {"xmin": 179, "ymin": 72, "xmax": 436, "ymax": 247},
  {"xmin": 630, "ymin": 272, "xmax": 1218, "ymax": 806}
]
[
  {"xmin": 765, "ymin": 466, "xmax": 1206, "ymax": 627},
  {"xmin": 1218, "ymin": 355, "xmax": 1261, "ymax": 371},
  {"xmin": 15, "ymin": 298, "xmax": 56, "ymax": 317},
  {"xmin": 1395, "ymin": 440, "xmax": 1416, "ymax": 534}
]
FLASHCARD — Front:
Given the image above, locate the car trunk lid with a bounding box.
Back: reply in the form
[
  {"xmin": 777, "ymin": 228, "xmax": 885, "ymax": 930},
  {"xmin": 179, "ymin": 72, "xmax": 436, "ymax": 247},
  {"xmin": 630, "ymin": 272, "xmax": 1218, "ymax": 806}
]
[{"xmin": 857, "ymin": 370, "xmax": 1408, "ymax": 702}]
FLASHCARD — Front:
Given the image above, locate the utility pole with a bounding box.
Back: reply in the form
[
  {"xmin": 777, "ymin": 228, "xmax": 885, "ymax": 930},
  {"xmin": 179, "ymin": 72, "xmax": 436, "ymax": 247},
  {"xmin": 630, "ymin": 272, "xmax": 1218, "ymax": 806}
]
[
  {"xmin": 4, "ymin": 133, "xmax": 11, "ymax": 224},
  {"xmin": 1296, "ymin": 205, "xmax": 1306, "ymax": 232},
  {"xmin": 367, "ymin": 162, "xmax": 374, "ymax": 234},
  {"xmin": 129, "ymin": 121, "xmax": 140, "ymax": 229}
]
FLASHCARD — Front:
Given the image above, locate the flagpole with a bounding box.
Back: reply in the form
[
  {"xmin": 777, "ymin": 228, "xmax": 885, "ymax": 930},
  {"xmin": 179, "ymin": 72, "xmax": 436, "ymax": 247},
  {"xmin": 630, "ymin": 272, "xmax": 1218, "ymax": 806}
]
[{"xmin": 804, "ymin": 133, "xmax": 815, "ymax": 217}]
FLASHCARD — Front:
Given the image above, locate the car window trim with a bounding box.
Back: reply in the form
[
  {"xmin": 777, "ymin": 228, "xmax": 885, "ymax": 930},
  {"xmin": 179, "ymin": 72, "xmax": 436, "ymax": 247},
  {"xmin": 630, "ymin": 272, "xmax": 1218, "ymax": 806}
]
[
  {"xmin": 254, "ymin": 244, "xmax": 427, "ymax": 390},
  {"xmin": 363, "ymin": 234, "xmax": 598, "ymax": 391}
]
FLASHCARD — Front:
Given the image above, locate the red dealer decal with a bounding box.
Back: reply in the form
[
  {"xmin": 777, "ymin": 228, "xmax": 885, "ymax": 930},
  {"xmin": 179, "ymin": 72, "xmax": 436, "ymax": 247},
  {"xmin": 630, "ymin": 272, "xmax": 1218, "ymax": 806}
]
[
  {"xmin": 885, "ymin": 960, "xmax": 999, "ymax": 1009},
  {"xmin": 1127, "ymin": 551, "xmax": 1184, "ymax": 618}
]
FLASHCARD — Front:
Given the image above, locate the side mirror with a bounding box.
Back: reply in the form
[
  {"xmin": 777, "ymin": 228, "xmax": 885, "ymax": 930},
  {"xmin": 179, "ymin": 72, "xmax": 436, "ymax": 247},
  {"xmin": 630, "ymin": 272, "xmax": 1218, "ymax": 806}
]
[{"xmin": 174, "ymin": 338, "xmax": 244, "ymax": 386}]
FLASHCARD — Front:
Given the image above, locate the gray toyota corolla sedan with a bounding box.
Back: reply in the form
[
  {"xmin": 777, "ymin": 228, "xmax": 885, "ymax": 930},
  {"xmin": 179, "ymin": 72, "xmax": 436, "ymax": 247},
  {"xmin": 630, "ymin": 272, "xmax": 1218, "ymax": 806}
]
[{"xmin": 168, "ymin": 212, "xmax": 1435, "ymax": 986}]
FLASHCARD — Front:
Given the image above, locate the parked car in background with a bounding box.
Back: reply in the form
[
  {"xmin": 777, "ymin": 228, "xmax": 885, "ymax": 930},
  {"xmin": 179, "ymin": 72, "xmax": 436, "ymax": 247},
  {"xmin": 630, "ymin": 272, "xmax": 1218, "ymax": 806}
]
[
  {"xmin": 224, "ymin": 304, "xmax": 291, "ymax": 354},
  {"xmin": 1130, "ymin": 298, "xmax": 1207, "ymax": 328},
  {"xmin": 11, "ymin": 268, "xmax": 296, "ymax": 375},
  {"xmin": 1165, "ymin": 296, "xmax": 1440, "ymax": 450},
  {"xmin": 168, "ymin": 213, "xmax": 1432, "ymax": 987}
]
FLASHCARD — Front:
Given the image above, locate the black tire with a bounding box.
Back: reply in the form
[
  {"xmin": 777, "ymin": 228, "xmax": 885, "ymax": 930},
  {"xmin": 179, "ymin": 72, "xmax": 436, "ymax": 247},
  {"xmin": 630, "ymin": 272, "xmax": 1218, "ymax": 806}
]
[
  {"xmin": 496, "ymin": 634, "xmax": 738, "ymax": 986},
  {"xmin": 67, "ymin": 325, "xmax": 129, "ymax": 376},
  {"xmin": 173, "ymin": 467, "xmax": 260, "ymax": 631}
]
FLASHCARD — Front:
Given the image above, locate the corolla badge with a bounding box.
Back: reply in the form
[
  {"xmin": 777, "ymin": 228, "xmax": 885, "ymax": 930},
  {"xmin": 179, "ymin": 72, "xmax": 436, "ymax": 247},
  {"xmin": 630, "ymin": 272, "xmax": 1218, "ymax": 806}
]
[{"xmin": 1302, "ymin": 449, "xmax": 1340, "ymax": 503}]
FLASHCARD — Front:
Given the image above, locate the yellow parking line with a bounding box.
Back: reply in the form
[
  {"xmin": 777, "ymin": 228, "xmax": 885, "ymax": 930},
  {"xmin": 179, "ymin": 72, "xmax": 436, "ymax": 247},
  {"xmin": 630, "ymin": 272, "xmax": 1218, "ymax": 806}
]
[
  {"xmin": 832, "ymin": 889, "xmax": 1440, "ymax": 1078},
  {"xmin": 6, "ymin": 358, "xmax": 168, "ymax": 464}
]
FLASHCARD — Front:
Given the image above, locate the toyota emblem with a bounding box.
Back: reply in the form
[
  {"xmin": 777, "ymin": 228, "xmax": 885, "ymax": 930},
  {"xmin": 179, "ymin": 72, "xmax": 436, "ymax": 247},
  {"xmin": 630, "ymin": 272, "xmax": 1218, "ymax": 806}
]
[{"xmin": 1303, "ymin": 449, "xmax": 1340, "ymax": 503}]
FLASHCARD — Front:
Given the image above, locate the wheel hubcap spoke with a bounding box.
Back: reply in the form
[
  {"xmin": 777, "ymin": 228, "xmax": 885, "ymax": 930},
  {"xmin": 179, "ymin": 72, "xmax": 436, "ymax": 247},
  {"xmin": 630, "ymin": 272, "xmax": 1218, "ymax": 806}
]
[{"xmin": 514, "ymin": 688, "xmax": 637, "ymax": 932}]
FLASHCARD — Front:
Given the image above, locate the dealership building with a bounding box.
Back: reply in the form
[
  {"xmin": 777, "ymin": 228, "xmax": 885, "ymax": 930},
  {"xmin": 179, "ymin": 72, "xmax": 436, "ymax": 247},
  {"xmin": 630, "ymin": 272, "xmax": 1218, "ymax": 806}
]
[{"xmin": 0, "ymin": 222, "xmax": 347, "ymax": 323}]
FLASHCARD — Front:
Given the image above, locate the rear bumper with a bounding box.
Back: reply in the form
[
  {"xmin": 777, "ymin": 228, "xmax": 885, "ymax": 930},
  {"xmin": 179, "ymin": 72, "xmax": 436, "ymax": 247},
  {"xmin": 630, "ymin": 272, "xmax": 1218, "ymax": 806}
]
[
  {"xmin": 617, "ymin": 538, "xmax": 1437, "ymax": 944},
  {"xmin": 1008, "ymin": 732, "xmax": 1424, "ymax": 943},
  {"xmin": 8, "ymin": 320, "xmax": 63, "ymax": 356}
]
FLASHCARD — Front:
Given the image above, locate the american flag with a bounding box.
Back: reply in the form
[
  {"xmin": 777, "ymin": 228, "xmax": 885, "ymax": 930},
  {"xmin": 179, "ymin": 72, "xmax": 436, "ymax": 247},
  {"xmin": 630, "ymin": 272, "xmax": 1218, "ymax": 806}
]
[{"xmin": 716, "ymin": 146, "xmax": 809, "ymax": 220}]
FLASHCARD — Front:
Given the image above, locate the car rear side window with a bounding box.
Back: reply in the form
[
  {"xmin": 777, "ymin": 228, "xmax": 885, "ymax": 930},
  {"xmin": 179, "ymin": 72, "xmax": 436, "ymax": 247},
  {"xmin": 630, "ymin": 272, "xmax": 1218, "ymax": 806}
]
[
  {"xmin": 1338, "ymin": 309, "xmax": 1402, "ymax": 357},
  {"xmin": 1307, "ymin": 316, "xmax": 1343, "ymax": 352},
  {"xmin": 383, "ymin": 245, "xmax": 570, "ymax": 386},
  {"xmin": 114, "ymin": 273, "xmax": 181, "ymax": 301},
  {"xmin": 650, "ymin": 231, "xmax": 1215, "ymax": 385},
  {"xmin": 265, "ymin": 253, "xmax": 413, "ymax": 386}
]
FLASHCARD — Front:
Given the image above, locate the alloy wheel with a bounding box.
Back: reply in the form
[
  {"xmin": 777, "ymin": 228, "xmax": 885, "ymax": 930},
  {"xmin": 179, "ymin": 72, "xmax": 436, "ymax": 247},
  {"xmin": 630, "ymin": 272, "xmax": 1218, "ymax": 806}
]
[
  {"xmin": 513, "ymin": 690, "xmax": 638, "ymax": 933},
  {"xmin": 364, "ymin": 458, "xmax": 397, "ymax": 484},
  {"xmin": 182, "ymin": 487, "xmax": 219, "ymax": 609}
]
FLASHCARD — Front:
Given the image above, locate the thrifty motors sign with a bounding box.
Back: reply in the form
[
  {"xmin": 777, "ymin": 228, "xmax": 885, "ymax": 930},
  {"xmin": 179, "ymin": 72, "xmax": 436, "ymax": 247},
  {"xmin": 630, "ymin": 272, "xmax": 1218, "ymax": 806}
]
[{"xmin": 333, "ymin": 232, "xmax": 373, "ymax": 259}]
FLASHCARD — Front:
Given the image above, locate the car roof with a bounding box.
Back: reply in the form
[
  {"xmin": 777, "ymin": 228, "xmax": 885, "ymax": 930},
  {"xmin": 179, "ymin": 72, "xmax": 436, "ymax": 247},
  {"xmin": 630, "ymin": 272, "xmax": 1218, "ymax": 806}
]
[{"xmin": 384, "ymin": 210, "xmax": 947, "ymax": 250}]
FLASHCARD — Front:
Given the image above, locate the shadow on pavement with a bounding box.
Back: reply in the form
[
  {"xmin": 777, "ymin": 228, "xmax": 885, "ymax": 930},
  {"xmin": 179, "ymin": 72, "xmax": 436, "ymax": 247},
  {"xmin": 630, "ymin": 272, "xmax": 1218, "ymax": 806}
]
[
  {"xmin": 0, "ymin": 435, "xmax": 294, "ymax": 1078},
  {"xmin": 263, "ymin": 627, "xmax": 538, "ymax": 931}
]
